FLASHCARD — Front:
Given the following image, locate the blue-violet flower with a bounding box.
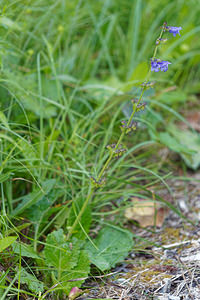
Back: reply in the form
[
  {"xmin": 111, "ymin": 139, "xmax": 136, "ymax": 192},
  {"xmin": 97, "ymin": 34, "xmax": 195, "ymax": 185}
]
[
  {"xmin": 151, "ymin": 59, "xmax": 171, "ymax": 72},
  {"xmin": 158, "ymin": 60, "xmax": 171, "ymax": 72},
  {"xmin": 151, "ymin": 59, "xmax": 160, "ymax": 72},
  {"xmin": 166, "ymin": 26, "xmax": 182, "ymax": 37}
]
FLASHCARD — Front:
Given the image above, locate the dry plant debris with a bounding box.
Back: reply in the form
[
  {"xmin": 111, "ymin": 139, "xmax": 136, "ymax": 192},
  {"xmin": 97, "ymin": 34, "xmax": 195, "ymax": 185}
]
[{"xmin": 125, "ymin": 197, "xmax": 169, "ymax": 228}]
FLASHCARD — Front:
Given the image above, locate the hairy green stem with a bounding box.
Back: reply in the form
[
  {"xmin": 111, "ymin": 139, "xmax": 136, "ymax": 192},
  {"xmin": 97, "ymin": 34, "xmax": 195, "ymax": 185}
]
[{"xmin": 66, "ymin": 187, "xmax": 94, "ymax": 240}]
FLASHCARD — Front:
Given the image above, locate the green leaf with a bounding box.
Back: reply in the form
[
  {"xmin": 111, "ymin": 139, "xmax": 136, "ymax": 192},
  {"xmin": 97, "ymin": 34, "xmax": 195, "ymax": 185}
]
[
  {"xmin": 5, "ymin": 71, "xmax": 57, "ymax": 118},
  {"xmin": 12, "ymin": 241, "xmax": 40, "ymax": 259},
  {"xmin": 0, "ymin": 236, "xmax": 17, "ymax": 252},
  {"xmin": 17, "ymin": 139, "xmax": 37, "ymax": 165},
  {"xmin": 42, "ymin": 75, "xmax": 61, "ymax": 103},
  {"xmin": 156, "ymin": 123, "xmax": 200, "ymax": 170},
  {"xmin": 158, "ymin": 132, "xmax": 195, "ymax": 155},
  {"xmin": 159, "ymin": 90, "xmax": 187, "ymax": 104},
  {"xmin": 18, "ymin": 267, "xmax": 44, "ymax": 293},
  {"xmin": 67, "ymin": 198, "xmax": 92, "ymax": 240},
  {"xmin": 12, "ymin": 179, "xmax": 56, "ymax": 216},
  {"xmin": 24, "ymin": 189, "xmax": 65, "ymax": 250},
  {"xmin": 168, "ymin": 125, "xmax": 200, "ymax": 170},
  {"xmin": 26, "ymin": 189, "xmax": 64, "ymax": 223},
  {"xmin": 60, "ymin": 249, "xmax": 90, "ymax": 293},
  {"xmin": 85, "ymin": 226, "xmax": 134, "ymax": 271},
  {"xmin": 43, "ymin": 229, "xmax": 90, "ymax": 294},
  {"xmin": 44, "ymin": 229, "xmax": 79, "ymax": 270},
  {"xmin": 0, "ymin": 17, "xmax": 21, "ymax": 31},
  {"xmin": 123, "ymin": 62, "xmax": 149, "ymax": 91},
  {"xmin": 129, "ymin": 62, "xmax": 149, "ymax": 82}
]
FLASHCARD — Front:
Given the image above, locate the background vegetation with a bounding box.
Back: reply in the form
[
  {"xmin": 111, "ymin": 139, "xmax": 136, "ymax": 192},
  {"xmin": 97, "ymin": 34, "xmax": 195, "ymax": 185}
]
[{"xmin": 0, "ymin": 0, "xmax": 200, "ymax": 298}]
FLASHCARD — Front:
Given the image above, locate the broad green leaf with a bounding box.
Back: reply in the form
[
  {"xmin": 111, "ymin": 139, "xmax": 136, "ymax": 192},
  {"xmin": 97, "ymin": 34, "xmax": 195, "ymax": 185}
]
[
  {"xmin": 12, "ymin": 241, "xmax": 40, "ymax": 259},
  {"xmin": 44, "ymin": 229, "xmax": 79, "ymax": 270},
  {"xmin": 20, "ymin": 94, "xmax": 57, "ymax": 118},
  {"xmin": 42, "ymin": 75, "xmax": 62, "ymax": 102},
  {"xmin": 158, "ymin": 132, "xmax": 195, "ymax": 155},
  {"xmin": 169, "ymin": 125, "xmax": 200, "ymax": 170},
  {"xmin": 0, "ymin": 236, "xmax": 17, "ymax": 252},
  {"xmin": 60, "ymin": 249, "xmax": 90, "ymax": 293},
  {"xmin": 123, "ymin": 62, "xmax": 149, "ymax": 91},
  {"xmin": 5, "ymin": 71, "xmax": 57, "ymax": 118},
  {"xmin": 0, "ymin": 17, "xmax": 21, "ymax": 31},
  {"xmin": 129, "ymin": 62, "xmax": 149, "ymax": 82},
  {"xmin": 18, "ymin": 139, "xmax": 37, "ymax": 164},
  {"xmin": 12, "ymin": 179, "xmax": 56, "ymax": 216},
  {"xmin": 159, "ymin": 90, "xmax": 187, "ymax": 104},
  {"xmin": 85, "ymin": 226, "xmax": 134, "ymax": 271},
  {"xmin": 18, "ymin": 267, "xmax": 44, "ymax": 293},
  {"xmin": 26, "ymin": 189, "xmax": 64, "ymax": 223},
  {"xmin": 43, "ymin": 229, "xmax": 90, "ymax": 294}
]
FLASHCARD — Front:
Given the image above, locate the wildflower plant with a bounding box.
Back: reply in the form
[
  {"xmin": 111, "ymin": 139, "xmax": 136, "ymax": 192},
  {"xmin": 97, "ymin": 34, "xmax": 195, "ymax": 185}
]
[
  {"xmin": 67, "ymin": 23, "xmax": 182, "ymax": 239},
  {"xmin": 67, "ymin": 22, "xmax": 182, "ymax": 241}
]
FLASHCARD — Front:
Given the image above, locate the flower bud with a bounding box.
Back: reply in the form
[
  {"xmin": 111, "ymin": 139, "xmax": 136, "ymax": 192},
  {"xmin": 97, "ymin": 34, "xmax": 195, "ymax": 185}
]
[
  {"xmin": 69, "ymin": 287, "xmax": 82, "ymax": 300},
  {"xmin": 141, "ymin": 81, "xmax": 155, "ymax": 89},
  {"xmin": 90, "ymin": 176, "xmax": 106, "ymax": 188}
]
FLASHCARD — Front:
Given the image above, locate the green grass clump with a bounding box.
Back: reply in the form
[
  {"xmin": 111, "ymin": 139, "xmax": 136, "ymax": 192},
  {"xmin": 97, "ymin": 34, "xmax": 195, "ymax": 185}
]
[{"xmin": 0, "ymin": 0, "xmax": 200, "ymax": 298}]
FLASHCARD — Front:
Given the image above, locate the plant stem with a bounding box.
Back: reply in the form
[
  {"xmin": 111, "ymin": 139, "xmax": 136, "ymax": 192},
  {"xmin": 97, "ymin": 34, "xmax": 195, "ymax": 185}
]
[
  {"xmin": 97, "ymin": 89, "xmax": 145, "ymax": 182},
  {"xmin": 67, "ymin": 25, "xmax": 165, "ymax": 241},
  {"xmin": 66, "ymin": 187, "xmax": 94, "ymax": 240},
  {"xmin": 66, "ymin": 89, "xmax": 145, "ymax": 240}
]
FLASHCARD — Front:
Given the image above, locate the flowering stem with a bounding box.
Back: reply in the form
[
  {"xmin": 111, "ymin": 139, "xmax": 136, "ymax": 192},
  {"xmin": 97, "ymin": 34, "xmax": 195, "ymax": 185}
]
[
  {"xmin": 146, "ymin": 26, "xmax": 164, "ymax": 80},
  {"xmin": 153, "ymin": 26, "xmax": 164, "ymax": 58},
  {"xmin": 97, "ymin": 88, "xmax": 145, "ymax": 181},
  {"xmin": 66, "ymin": 88, "xmax": 146, "ymax": 240},
  {"xmin": 67, "ymin": 25, "xmax": 165, "ymax": 241}
]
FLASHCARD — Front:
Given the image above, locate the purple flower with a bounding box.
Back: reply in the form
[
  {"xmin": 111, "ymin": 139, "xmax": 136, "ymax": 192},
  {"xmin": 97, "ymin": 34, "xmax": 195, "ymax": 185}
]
[
  {"xmin": 166, "ymin": 26, "xmax": 182, "ymax": 37},
  {"xmin": 151, "ymin": 59, "xmax": 171, "ymax": 72},
  {"xmin": 158, "ymin": 60, "xmax": 171, "ymax": 72},
  {"xmin": 151, "ymin": 59, "xmax": 160, "ymax": 72}
]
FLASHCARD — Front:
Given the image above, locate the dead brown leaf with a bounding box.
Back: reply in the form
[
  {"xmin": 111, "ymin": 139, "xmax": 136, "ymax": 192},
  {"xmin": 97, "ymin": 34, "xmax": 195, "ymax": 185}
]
[{"xmin": 125, "ymin": 198, "xmax": 169, "ymax": 228}]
